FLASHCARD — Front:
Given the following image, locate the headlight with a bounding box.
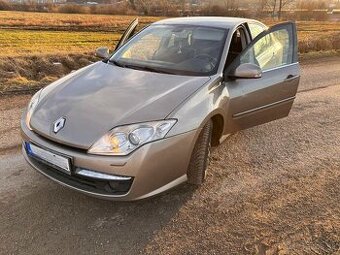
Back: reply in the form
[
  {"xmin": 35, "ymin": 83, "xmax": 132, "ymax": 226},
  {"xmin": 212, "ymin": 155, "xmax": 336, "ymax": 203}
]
[
  {"xmin": 88, "ymin": 119, "xmax": 177, "ymax": 156},
  {"xmin": 25, "ymin": 89, "xmax": 42, "ymax": 130}
]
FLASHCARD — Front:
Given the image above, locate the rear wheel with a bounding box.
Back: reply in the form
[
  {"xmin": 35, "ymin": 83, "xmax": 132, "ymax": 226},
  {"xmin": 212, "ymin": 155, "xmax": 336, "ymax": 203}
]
[{"xmin": 187, "ymin": 120, "xmax": 213, "ymax": 185}]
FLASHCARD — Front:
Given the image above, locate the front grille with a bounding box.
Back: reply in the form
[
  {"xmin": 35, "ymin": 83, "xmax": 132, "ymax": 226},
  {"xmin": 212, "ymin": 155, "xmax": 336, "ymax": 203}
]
[
  {"xmin": 32, "ymin": 129, "xmax": 88, "ymax": 154},
  {"xmin": 29, "ymin": 156, "xmax": 133, "ymax": 196}
]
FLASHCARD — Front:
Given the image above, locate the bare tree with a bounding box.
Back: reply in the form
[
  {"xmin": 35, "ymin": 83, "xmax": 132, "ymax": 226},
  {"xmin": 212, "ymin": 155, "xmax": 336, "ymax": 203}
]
[
  {"xmin": 278, "ymin": 0, "xmax": 295, "ymax": 19},
  {"xmin": 224, "ymin": 0, "xmax": 240, "ymax": 11},
  {"xmin": 260, "ymin": 0, "xmax": 277, "ymax": 18},
  {"xmin": 265, "ymin": 0, "xmax": 295, "ymax": 19},
  {"xmin": 132, "ymin": 0, "xmax": 154, "ymax": 15},
  {"xmin": 258, "ymin": 0, "xmax": 269, "ymax": 12},
  {"xmin": 128, "ymin": 0, "xmax": 137, "ymax": 10}
]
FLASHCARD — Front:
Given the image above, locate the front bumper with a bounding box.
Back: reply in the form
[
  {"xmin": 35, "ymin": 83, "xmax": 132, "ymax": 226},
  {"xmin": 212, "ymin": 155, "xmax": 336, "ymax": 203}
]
[{"xmin": 21, "ymin": 120, "xmax": 198, "ymax": 201}]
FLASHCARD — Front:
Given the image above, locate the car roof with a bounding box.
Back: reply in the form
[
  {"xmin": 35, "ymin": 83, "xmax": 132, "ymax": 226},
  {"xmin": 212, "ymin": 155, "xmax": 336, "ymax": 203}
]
[{"xmin": 152, "ymin": 16, "xmax": 258, "ymax": 29}]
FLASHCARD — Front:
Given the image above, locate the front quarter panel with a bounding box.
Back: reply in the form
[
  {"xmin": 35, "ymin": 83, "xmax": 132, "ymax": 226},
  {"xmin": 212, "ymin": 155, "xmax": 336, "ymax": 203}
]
[{"xmin": 167, "ymin": 75, "xmax": 229, "ymax": 137}]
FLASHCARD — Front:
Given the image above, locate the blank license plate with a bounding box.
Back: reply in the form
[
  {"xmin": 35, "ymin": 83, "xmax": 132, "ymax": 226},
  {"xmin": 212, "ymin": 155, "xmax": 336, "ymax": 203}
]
[{"xmin": 26, "ymin": 143, "xmax": 71, "ymax": 173}]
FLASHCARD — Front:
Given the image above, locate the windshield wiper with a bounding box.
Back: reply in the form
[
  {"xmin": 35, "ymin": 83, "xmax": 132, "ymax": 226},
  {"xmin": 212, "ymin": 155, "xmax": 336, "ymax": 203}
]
[
  {"xmin": 108, "ymin": 59, "xmax": 126, "ymax": 68},
  {"xmin": 108, "ymin": 60, "xmax": 174, "ymax": 74},
  {"xmin": 123, "ymin": 64, "xmax": 174, "ymax": 74}
]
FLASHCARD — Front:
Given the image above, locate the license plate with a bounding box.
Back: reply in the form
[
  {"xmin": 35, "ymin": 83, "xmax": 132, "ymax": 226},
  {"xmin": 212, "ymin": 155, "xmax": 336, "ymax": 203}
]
[{"xmin": 26, "ymin": 143, "xmax": 71, "ymax": 173}]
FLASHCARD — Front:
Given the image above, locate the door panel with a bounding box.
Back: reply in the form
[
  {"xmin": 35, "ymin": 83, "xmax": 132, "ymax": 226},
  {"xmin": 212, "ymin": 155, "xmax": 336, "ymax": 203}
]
[
  {"xmin": 224, "ymin": 22, "xmax": 300, "ymax": 133},
  {"xmin": 115, "ymin": 18, "xmax": 139, "ymax": 51},
  {"xmin": 226, "ymin": 63, "xmax": 299, "ymax": 132}
]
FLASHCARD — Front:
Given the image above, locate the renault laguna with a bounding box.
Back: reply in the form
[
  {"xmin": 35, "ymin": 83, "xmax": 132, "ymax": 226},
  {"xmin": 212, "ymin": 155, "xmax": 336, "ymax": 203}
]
[{"xmin": 21, "ymin": 17, "xmax": 300, "ymax": 200}]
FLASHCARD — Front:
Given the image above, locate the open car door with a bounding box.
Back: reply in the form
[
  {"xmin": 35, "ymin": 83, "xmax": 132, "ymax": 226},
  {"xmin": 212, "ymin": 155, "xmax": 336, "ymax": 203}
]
[
  {"xmin": 224, "ymin": 21, "xmax": 300, "ymax": 133},
  {"xmin": 115, "ymin": 18, "xmax": 139, "ymax": 51}
]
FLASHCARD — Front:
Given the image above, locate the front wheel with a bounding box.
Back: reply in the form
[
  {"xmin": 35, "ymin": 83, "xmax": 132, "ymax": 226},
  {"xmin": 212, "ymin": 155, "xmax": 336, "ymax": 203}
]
[{"xmin": 187, "ymin": 120, "xmax": 213, "ymax": 185}]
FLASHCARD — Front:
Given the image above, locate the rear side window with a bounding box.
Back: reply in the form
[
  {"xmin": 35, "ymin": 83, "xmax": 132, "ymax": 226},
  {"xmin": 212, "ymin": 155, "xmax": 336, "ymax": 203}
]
[{"xmin": 248, "ymin": 23, "xmax": 266, "ymax": 40}]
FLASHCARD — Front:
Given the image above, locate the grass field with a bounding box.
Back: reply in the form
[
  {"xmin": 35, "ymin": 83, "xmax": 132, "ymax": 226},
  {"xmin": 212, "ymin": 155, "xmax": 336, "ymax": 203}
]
[
  {"xmin": 0, "ymin": 29, "xmax": 121, "ymax": 56},
  {"xmin": 0, "ymin": 11, "xmax": 161, "ymax": 57},
  {"xmin": 0, "ymin": 11, "xmax": 160, "ymax": 31},
  {"xmin": 0, "ymin": 11, "xmax": 339, "ymax": 56},
  {"xmin": 0, "ymin": 11, "xmax": 339, "ymax": 92}
]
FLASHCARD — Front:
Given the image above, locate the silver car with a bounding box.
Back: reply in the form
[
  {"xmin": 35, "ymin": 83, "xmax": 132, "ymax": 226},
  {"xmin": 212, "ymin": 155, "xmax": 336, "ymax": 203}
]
[{"xmin": 21, "ymin": 17, "xmax": 300, "ymax": 200}]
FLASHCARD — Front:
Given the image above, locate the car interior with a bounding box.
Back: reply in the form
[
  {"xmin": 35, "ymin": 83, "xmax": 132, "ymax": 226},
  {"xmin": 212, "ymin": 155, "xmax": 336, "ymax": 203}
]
[
  {"xmin": 151, "ymin": 27, "xmax": 226, "ymax": 73},
  {"xmin": 225, "ymin": 27, "xmax": 248, "ymax": 68},
  {"xmin": 152, "ymin": 26, "xmax": 249, "ymax": 73},
  {"xmin": 117, "ymin": 25, "xmax": 251, "ymax": 75}
]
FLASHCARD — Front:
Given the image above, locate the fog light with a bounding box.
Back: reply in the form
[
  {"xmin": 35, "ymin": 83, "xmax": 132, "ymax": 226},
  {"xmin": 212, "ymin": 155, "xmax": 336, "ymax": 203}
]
[
  {"xmin": 109, "ymin": 181, "xmax": 120, "ymax": 189},
  {"xmin": 109, "ymin": 180, "xmax": 132, "ymax": 193}
]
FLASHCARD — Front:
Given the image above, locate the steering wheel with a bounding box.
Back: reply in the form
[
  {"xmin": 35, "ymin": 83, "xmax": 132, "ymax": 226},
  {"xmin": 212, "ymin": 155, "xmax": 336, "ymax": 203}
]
[{"xmin": 194, "ymin": 54, "xmax": 218, "ymax": 71}]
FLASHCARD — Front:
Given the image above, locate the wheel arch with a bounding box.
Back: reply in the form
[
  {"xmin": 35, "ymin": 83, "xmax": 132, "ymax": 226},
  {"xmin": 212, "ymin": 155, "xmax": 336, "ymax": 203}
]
[{"xmin": 196, "ymin": 111, "xmax": 225, "ymax": 147}]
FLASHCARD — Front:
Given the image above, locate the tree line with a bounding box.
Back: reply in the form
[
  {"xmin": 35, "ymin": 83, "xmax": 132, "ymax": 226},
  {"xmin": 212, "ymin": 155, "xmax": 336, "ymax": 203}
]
[{"xmin": 0, "ymin": 0, "xmax": 336, "ymax": 20}]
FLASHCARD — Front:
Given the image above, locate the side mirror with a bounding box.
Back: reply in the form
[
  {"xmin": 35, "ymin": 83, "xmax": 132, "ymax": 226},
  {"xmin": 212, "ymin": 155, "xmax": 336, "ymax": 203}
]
[
  {"xmin": 95, "ymin": 47, "xmax": 110, "ymax": 59},
  {"xmin": 229, "ymin": 63, "xmax": 262, "ymax": 79}
]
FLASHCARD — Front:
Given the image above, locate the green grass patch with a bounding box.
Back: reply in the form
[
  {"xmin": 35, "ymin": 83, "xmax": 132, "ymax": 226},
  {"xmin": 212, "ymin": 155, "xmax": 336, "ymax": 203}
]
[{"xmin": 0, "ymin": 29, "xmax": 121, "ymax": 56}]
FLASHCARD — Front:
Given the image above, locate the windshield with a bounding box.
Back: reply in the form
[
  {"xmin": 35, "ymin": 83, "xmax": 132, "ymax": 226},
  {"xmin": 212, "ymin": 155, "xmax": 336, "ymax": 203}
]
[{"xmin": 110, "ymin": 25, "xmax": 228, "ymax": 76}]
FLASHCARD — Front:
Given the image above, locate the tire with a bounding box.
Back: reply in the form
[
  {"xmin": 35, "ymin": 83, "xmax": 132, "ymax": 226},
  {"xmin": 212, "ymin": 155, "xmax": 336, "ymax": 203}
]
[{"xmin": 187, "ymin": 119, "xmax": 213, "ymax": 185}]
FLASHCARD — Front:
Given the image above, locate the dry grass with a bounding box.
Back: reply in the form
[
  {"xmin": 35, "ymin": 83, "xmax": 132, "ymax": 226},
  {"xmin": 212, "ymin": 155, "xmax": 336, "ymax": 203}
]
[
  {"xmin": 0, "ymin": 53, "xmax": 98, "ymax": 92},
  {"xmin": 264, "ymin": 20, "xmax": 340, "ymax": 53},
  {"xmin": 296, "ymin": 21, "xmax": 340, "ymax": 53},
  {"xmin": 0, "ymin": 11, "xmax": 161, "ymax": 32},
  {"xmin": 298, "ymin": 31, "xmax": 340, "ymax": 53}
]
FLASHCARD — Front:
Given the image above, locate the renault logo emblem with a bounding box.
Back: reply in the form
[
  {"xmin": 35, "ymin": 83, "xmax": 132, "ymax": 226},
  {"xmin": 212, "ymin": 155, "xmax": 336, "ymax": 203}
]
[{"xmin": 53, "ymin": 117, "xmax": 66, "ymax": 134}]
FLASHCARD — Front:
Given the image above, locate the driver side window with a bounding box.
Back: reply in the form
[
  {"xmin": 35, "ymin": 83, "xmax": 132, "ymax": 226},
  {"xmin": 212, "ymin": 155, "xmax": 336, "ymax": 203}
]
[{"xmin": 240, "ymin": 27, "xmax": 294, "ymax": 71}]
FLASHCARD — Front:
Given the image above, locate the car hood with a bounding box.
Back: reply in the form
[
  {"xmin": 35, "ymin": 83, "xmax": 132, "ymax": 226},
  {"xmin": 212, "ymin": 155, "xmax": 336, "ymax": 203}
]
[{"xmin": 30, "ymin": 61, "xmax": 210, "ymax": 149}]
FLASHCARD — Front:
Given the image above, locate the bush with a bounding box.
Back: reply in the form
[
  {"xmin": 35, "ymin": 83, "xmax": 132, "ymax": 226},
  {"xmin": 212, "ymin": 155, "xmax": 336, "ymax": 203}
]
[
  {"xmin": 90, "ymin": 4, "xmax": 137, "ymax": 15},
  {"xmin": 0, "ymin": 0, "xmax": 11, "ymax": 10},
  {"xmin": 200, "ymin": 5, "xmax": 247, "ymax": 17},
  {"xmin": 57, "ymin": 4, "xmax": 91, "ymax": 14}
]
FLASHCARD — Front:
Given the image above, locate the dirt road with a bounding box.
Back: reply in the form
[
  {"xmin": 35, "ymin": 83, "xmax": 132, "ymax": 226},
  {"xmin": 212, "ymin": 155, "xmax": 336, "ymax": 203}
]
[{"xmin": 0, "ymin": 57, "xmax": 339, "ymax": 254}]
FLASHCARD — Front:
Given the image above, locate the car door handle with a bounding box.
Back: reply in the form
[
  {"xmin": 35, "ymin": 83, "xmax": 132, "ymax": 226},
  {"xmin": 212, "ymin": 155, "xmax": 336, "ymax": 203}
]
[{"xmin": 285, "ymin": 74, "xmax": 297, "ymax": 81}]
